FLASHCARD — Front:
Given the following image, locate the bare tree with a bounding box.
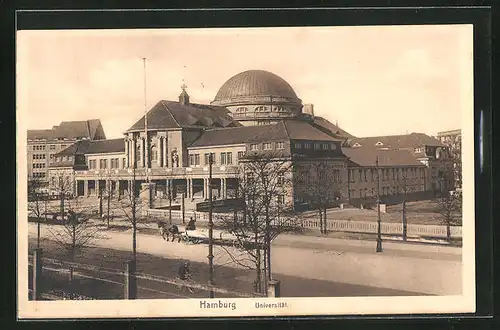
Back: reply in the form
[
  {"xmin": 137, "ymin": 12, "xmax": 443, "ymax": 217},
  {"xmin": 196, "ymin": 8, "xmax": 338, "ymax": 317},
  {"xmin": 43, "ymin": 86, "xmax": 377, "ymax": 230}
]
[
  {"xmin": 98, "ymin": 171, "xmax": 117, "ymax": 228},
  {"xmin": 437, "ymin": 190, "xmax": 462, "ymax": 242},
  {"xmin": 28, "ymin": 176, "xmax": 48, "ymax": 249},
  {"xmin": 49, "ymin": 172, "xmax": 74, "ymax": 219},
  {"xmin": 218, "ymin": 152, "xmax": 300, "ymax": 293},
  {"xmin": 118, "ymin": 166, "xmax": 147, "ymax": 263},
  {"xmin": 295, "ymin": 162, "xmax": 342, "ymax": 234},
  {"xmin": 47, "ymin": 199, "xmax": 102, "ymax": 285}
]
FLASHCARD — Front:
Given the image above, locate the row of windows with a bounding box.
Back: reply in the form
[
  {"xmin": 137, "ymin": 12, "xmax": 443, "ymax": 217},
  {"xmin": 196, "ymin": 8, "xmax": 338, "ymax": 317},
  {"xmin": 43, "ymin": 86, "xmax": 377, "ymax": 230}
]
[
  {"xmin": 295, "ymin": 142, "xmax": 337, "ymax": 151},
  {"xmin": 32, "ymin": 172, "xmax": 46, "ymax": 178},
  {"xmin": 32, "ymin": 144, "xmax": 69, "ymax": 151},
  {"xmin": 349, "ymin": 168, "xmax": 425, "ymax": 182},
  {"xmin": 352, "ymin": 185, "xmax": 425, "ymax": 198},
  {"xmin": 32, "ymin": 163, "xmax": 46, "ymax": 169},
  {"xmin": 32, "ymin": 154, "xmax": 46, "ymax": 160},
  {"xmin": 54, "ymin": 156, "xmax": 73, "ymax": 162},
  {"xmin": 190, "ymin": 152, "xmax": 242, "ymax": 167},
  {"xmin": 250, "ymin": 141, "xmax": 285, "ymax": 151},
  {"xmin": 236, "ymin": 106, "xmax": 291, "ymax": 113},
  {"xmin": 89, "ymin": 158, "xmax": 127, "ymax": 170}
]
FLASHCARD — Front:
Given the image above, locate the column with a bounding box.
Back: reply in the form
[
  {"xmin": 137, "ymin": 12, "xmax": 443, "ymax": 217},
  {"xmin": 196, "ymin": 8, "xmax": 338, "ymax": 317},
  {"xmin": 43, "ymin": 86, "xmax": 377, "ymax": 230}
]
[
  {"xmin": 222, "ymin": 178, "xmax": 227, "ymax": 199},
  {"xmin": 140, "ymin": 137, "xmax": 145, "ymax": 168},
  {"xmin": 95, "ymin": 180, "xmax": 99, "ymax": 197},
  {"xmin": 84, "ymin": 180, "xmax": 89, "ymax": 197},
  {"xmin": 163, "ymin": 136, "xmax": 168, "ymax": 167},
  {"xmin": 125, "ymin": 138, "xmax": 129, "ymax": 168},
  {"xmin": 144, "ymin": 136, "xmax": 149, "ymax": 169},
  {"xmin": 131, "ymin": 139, "xmax": 136, "ymax": 168},
  {"xmin": 128, "ymin": 180, "xmax": 133, "ymax": 197},
  {"xmin": 157, "ymin": 137, "xmax": 162, "ymax": 166},
  {"xmin": 203, "ymin": 178, "xmax": 207, "ymax": 199},
  {"xmin": 187, "ymin": 179, "xmax": 192, "ymax": 199},
  {"xmin": 115, "ymin": 180, "xmax": 120, "ymax": 197}
]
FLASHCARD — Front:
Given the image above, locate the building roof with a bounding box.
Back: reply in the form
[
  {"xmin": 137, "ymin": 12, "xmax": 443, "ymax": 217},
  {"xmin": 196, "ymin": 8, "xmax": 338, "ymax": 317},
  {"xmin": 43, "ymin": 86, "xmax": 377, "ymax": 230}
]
[
  {"xmin": 189, "ymin": 120, "xmax": 342, "ymax": 148},
  {"xmin": 27, "ymin": 119, "xmax": 106, "ymax": 141},
  {"xmin": 212, "ymin": 70, "xmax": 301, "ymax": 105},
  {"xmin": 437, "ymin": 129, "xmax": 461, "ymax": 136},
  {"xmin": 313, "ymin": 116, "xmax": 356, "ymax": 139},
  {"xmin": 343, "ymin": 147, "xmax": 426, "ymax": 167},
  {"xmin": 126, "ymin": 100, "xmax": 241, "ymax": 132},
  {"xmin": 349, "ymin": 133, "xmax": 443, "ymax": 149},
  {"xmin": 55, "ymin": 138, "xmax": 125, "ymax": 156}
]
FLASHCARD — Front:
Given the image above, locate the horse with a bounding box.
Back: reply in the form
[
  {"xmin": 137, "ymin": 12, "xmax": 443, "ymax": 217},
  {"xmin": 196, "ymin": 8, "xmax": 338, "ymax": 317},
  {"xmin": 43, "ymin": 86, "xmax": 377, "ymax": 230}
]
[{"xmin": 157, "ymin": 221, "xmax": 182, "ymax": 242}]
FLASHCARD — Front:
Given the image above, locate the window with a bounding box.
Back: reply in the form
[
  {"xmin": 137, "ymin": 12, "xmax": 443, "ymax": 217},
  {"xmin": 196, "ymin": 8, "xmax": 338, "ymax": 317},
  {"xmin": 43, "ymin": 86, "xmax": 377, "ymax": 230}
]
[
  {"xmin": 255, "ymin": 106, "xmax": 268, "ymax": 112},
  {"xmin": 68, "ymin": 156, "xmax": 73, "ymax": 162},
  {"xmin": 276, "ymin": 142, "xmax": 284, "ymax": 150},
  {"xmin": 375, "ymin": 141, "xmax": 384, "ymax": 146},
  {"xmin": 250, "ymin": 144, "xmax": 259, "ymax": 151},
  {"xmin": 204, "ymin": 153, "xmax": 215, "ymax": 165},
  {"xmin": 32, "ymin": 154, "xmax": 46, "ymax": 160},
  {"xmin": 236, "ymin": 107, "xmax": 247, "ymax": 113},
  {"xmin": 123, "ymin": 158, "xmax": 126, "ymax": 168},
  {"xmin": 364, "ymin": 170, "xmax": 367, "ymax": 181},
  {"xmin": 322, "ymin": 143, "xmax": 329, "ymax": 150},
  {"xmin": 226, "ymin": 152, "xmax": 232, "ymax": 165},
  {"xmin": 190, "ymin": 154, "xmax": 201, "ymax": 166},
  {"xmin": 277, "ymin": 173, "xmax": 285, "ymax": 185},
  {"xmin": 277, "ymin": 195, "xmax": 285, "ymax": 205},
  {"xmin": 352, "ymin": 143, "xmax": 362, "ymax": 148},
  {"xmin": 220, "ymin": 152, "xmax": 227, "ymax": 165},
  {"xmin": 304, "ymin": 143, "xmax": 311, "ymax": 149},
  {"xmin": 314, "ymin": 143, "xmax": 320, "ymax": 150},
  {"xmin": 295, "ymin": 143, "xmax": 302, "ymax": 149},
  {"xmin": 49, "ymin": 145, "xmax": 55, "ymax": 150},
  {"xmin": 151, "ymin": 145, "xmax": 158, "ymax": 161},
  {"xmin": 358, "ymin": 169, "xmax": 363, "ymax": 182},
  {"xmin": 263, "ymin": 143, "xmax": 272, "ymax": 150},
  {"xmin": 237, "ymin": 151, "xmax": 245, "ymax": 159},
  {"xmin": 331, "ymin": 143, "xmax": 337, "ymax": 150},
  {"xmin": 32, "ymin": 163, "xmax": 46, "ymax": 169},
  {"xmin": 99, "ymin": 159, "xmax": 108, "ymax": 169}
]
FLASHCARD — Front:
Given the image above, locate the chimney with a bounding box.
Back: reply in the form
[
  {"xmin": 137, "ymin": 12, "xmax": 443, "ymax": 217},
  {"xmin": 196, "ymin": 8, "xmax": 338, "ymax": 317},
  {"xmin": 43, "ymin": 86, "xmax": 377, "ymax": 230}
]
[{"xmin": 303, "ymin": 104, "xmax": 314, "ymax": 118}]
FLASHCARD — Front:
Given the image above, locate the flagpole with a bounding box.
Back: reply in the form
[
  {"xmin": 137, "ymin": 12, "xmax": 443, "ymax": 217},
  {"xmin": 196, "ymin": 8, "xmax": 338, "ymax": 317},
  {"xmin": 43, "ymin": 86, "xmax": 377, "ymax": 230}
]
[{"xmin": 142, "ymin": 57, "xmax": 149, "ymax": 183}]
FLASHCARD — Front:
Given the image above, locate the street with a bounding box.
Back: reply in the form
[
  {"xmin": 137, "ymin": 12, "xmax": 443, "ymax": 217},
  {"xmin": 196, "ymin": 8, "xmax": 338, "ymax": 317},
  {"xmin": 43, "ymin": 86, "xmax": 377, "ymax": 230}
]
[{"xmin": 27, "ymin": 222, "xmax": 462, "ymax": 297}]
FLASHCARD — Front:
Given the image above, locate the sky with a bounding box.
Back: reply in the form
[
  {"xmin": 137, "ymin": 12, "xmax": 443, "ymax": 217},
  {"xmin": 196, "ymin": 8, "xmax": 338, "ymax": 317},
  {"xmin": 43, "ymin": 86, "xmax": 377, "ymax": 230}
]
[{"xmin": 17, "ymin": 25, "xmax": 473, "ymax": 139}]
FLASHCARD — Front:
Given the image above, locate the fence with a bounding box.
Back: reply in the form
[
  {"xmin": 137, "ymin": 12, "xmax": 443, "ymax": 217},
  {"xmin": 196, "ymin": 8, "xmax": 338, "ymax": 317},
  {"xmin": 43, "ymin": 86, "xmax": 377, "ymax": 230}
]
[
  {"xmin": 28, "ymin": 251, "xmax": 268, "ymax": 301},
  {"xmin": 146, "ymin": 208, "xmax": 462, "ymax": 239},
  {"xmin": 300, "ymin": 219, "xmax": 462, "ymax": 238}
]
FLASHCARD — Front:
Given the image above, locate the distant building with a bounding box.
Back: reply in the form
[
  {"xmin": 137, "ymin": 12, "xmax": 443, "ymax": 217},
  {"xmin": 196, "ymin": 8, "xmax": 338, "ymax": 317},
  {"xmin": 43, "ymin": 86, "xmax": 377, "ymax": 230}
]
[
  {"xmin": 27, "ymin": 120, "xmax": 106, "ymax": 185},
  {"xmin": 43, "ymin": 69, "xmax": 454, "ymax": 211},
  {"xmin": 437, "ymin": 129, "xmax": 462, "ymax": 188},
  {"xmin": 347, "ymin": 133, "xmax": 455, "ymax": 197}
]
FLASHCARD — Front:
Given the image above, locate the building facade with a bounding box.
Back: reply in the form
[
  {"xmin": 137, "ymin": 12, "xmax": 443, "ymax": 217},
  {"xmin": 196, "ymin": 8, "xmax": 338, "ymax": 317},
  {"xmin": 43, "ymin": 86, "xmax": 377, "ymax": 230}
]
[
  {"xmin": 44, "ymin": 69, "xmax": 455, "ymax": 212},
  {"xmin": 27, "ymin": 119, "xmax": 106, "ymax": 184}
]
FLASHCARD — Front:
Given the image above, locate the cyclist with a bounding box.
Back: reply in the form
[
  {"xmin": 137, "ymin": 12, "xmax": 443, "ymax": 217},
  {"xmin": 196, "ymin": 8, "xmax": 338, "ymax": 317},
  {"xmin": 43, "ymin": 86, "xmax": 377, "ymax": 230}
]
[{"xmin": 178, "ymin": 262, "xmax": 191, "ymax": 280}]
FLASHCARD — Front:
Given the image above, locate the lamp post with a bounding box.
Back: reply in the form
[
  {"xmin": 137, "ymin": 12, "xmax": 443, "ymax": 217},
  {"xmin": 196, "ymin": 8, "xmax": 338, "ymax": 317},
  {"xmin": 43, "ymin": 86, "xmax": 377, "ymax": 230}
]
[
  {"xmin": 376, "ymin": 157, "xmax": 383, "ymax": 253},
  {"xmin": 207, "ymin": 153, "xmax": 215, "ymax": 298}
]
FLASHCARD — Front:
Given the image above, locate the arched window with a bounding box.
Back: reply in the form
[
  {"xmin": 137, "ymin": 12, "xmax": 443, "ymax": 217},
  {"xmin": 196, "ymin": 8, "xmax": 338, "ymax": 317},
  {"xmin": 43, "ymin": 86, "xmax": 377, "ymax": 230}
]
[{"xmin": 151, "ymin": 144, "xmax": 157, "ymax": 161}]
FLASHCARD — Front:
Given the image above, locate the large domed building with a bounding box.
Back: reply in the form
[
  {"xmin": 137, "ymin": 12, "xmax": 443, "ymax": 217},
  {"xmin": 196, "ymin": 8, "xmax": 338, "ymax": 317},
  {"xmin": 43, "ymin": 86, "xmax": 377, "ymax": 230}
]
[
  {"xmin": 47, "ymin": 68, "xmax": 452, "ymax": 215},
  {"xmin": 211, "ymin": 70, "xmax": 309, "ymax": 126}
]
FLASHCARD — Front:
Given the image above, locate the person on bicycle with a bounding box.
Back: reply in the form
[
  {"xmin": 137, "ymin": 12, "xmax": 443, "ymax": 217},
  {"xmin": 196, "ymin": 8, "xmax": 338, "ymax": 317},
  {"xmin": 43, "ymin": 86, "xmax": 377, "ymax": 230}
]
[
  {"xmin": 186, "ymin": 217, "xmax": 196, "ymax": 231},
  {"xmin": 178, "ymin": 262, "xmax": 191, "ymax": 280}
]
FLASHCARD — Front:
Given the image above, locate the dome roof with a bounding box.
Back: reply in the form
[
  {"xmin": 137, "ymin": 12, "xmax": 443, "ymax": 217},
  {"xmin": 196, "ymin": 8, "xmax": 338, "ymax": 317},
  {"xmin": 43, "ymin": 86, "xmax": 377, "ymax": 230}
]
[{"xmin": 212, "ymin": 70, "xmax": 300, "ymax": 104}]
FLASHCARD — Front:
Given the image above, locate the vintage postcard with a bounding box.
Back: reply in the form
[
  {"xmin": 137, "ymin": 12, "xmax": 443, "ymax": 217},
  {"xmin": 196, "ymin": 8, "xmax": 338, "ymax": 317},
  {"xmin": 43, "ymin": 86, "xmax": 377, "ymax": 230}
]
[{"xmin": 17, "ymin": 25, "xmax": 475, "ymax": 318}]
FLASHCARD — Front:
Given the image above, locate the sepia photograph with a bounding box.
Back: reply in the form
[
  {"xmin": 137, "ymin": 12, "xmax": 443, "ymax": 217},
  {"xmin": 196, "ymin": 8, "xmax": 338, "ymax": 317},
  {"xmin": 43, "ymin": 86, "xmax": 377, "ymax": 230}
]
[{"xmin": 17, "ymin": 23, "xmax": 475, "ymax": 318}]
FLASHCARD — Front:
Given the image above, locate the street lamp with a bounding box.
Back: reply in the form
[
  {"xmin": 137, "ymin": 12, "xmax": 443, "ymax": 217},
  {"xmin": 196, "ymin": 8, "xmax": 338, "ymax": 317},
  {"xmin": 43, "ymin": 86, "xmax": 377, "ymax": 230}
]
[
  {"xmin": 207, "ymin": 153, "xmax": 215, "ymax": 298},
  {"xmin": 376, "ymin": 156, "xmax": 383, "ymax": 253}
]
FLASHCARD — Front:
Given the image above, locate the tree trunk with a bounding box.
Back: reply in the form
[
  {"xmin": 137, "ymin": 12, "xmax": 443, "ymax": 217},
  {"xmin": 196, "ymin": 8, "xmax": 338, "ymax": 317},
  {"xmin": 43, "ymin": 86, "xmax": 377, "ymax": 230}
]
[
  {"xmin": 37, "ymin": 216, "xmax": 41, "ymax": 249},
  {"xmin": 318, "ymin": 209, "xmax": 323, "ymax": 234},
  {"xmin": 447, "ymin": 223, "xmax": 451, "ymax": 242},
  {"xmin": 107, "ymin": 194, "xmax": 111, "ymax": 228},
  {"xmin": 323, "ymin": 208, "xmax": 327, "ymax": 234},
  {"xmin": 255, "ymin": 249, "xmax": 262, "ymax": 293}
]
